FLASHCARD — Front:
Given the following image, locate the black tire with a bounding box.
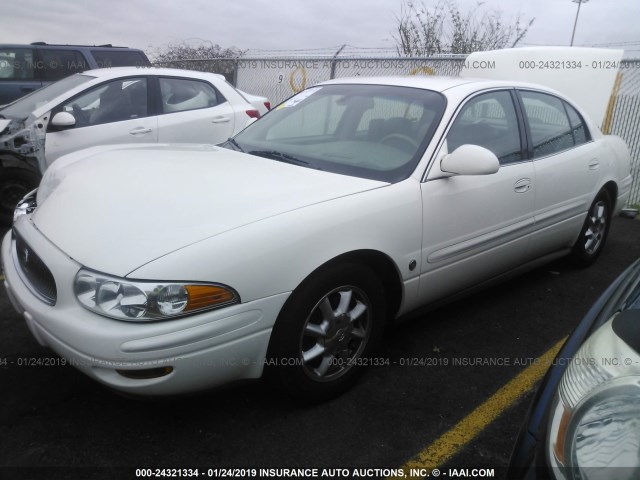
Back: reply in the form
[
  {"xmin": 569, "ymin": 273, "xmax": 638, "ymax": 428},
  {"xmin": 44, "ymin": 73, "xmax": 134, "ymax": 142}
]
[
  {"xmin": 266, "ymin": 263, "xmax": 386, "ymax": 403},
  {"xmin": 570, "ymin": 189, "xmax": 612, "ymax": 268},
  {"xmin": 0, "ymin": 167, "xmax": 41, "ymax": 226}
]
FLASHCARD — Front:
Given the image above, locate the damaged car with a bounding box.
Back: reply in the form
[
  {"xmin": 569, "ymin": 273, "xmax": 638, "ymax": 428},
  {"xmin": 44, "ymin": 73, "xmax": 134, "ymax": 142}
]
[{"xmin": 0, "ymin": 67, "xmax": 269, "ymax": 223}]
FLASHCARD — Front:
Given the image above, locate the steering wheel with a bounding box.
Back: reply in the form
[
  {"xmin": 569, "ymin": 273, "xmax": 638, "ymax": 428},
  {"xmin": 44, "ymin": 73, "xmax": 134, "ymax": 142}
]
[
  {"xmin": 71, "ymin": 103, "xmax": 87, "ymax": 126},
  {"xmin": 380, "ymin": 133, "xmax": 419, "ymax": 152}
]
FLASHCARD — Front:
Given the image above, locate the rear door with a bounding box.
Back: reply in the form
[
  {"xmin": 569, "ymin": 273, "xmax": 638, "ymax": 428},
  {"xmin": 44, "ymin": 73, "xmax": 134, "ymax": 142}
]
[
  {"xmin": 155, "ymin": 77, "xmax": 236, "ymax": 144},
  {"xmin": 517, "ymin": 89, "xmax": 602, "ymax": 258}
]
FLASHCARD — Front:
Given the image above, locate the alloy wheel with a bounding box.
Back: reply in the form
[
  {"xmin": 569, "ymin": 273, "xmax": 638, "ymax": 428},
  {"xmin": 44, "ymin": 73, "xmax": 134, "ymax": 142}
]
[{"xmin": 299, "ymin": 285, "xmax": 372, "ymax": 382}]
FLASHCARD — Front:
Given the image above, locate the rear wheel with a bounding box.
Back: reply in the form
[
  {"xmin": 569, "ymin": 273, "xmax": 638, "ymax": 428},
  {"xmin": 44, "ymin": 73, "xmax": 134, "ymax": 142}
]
[
  {"xmin": 570, "ymin": 189, "xmax": 612, "ymax": 267},
  {"xmin": 0, "ymin": 168, "xmax": 41, "ymax": 226},
  {"xmin": 266, "ymin": 263, "xmax": 386, "ymax": 403}
]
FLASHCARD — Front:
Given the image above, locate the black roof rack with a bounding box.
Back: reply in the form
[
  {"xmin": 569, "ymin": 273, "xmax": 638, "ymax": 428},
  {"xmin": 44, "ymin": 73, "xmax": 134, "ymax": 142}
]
[{"xmin": 30, "ymin": 42, "xmax": 129, "ymax": 48}]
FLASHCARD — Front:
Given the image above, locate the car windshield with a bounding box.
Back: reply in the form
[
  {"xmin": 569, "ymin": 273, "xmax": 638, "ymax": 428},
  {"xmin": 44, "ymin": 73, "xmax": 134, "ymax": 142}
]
[
  {"xmin": 0, "ymin": 74, "xmax": 95, "ymax": 120},
  {"xmin": 228, "ymin": 84, "xmax": 446, "ymax": 182}
]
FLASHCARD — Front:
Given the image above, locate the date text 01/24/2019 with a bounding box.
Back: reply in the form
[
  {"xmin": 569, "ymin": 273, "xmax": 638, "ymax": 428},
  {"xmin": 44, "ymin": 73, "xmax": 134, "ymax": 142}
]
[{"xmin": 518, "ymin": 60, "xmax": 640, "ymax": 70}]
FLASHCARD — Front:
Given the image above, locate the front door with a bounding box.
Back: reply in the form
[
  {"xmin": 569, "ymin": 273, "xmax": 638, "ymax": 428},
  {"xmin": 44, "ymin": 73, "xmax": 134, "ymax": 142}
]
[
  {"xmin": 418, "ymin": 89, "xmax": 535, "ymax": 304},
  {"xmin": 45, "ymin": 77, "xmax": 157, "ymax": 167}
]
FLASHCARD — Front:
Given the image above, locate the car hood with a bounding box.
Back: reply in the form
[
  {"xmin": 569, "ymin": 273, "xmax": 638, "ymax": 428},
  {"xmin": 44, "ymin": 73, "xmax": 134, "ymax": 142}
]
[{"xmin": 32, "ymin": 144, "xmax": 386, "ymax": 276}]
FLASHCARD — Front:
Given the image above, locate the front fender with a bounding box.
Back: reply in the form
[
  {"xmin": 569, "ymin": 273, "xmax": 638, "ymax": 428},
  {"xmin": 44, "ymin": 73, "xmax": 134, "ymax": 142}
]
[{"xmin": 129, "ymin": 178, "xmax": 423, "ymax": 309}]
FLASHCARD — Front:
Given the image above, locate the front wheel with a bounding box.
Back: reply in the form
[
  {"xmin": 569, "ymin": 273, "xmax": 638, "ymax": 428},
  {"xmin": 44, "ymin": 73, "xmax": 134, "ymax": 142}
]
[
  {"xmin": 266, "ymin": 263, "xmax": 386, "ymax": 403},
  {"xmin": 570, "ymin": 189, "xmax": 612, "ymax": 267}
]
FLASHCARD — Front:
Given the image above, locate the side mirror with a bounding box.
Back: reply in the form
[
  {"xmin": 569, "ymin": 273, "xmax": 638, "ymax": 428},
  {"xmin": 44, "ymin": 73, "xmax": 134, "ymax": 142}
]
[
  {"xmin": 441, "ymin": 144, "xmax": 500, "ymax": 176},
  {"xmin": 50, "ymin": 111, "xmax": 76, "ymax": 128}
]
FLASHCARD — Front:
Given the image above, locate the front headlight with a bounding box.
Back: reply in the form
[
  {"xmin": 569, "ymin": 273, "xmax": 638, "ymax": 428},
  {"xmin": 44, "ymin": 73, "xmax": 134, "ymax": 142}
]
[
  {"xmin": 13, "ymin": 188, "xmax": 38, "ymax": 222},
  {"xmin": 547, "ymin": 311, "xmax": 640, "ymax": 479},
  {"xmin": 74, "ymin": 269, "xmax": 239, "ymax": 321}
]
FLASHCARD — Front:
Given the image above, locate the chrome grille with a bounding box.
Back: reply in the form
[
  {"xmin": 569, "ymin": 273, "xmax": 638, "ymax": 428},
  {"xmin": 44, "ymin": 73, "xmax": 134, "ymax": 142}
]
[{"xmin": 13, "ymin": 231, "xmax": 57, "ymax": 305}]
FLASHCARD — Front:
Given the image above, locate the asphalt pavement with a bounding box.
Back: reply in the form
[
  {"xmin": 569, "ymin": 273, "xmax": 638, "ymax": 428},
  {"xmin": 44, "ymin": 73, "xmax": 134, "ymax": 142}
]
[{"xmin": 1, "ymin": 216, "xmax": 639, "ymax": 480}]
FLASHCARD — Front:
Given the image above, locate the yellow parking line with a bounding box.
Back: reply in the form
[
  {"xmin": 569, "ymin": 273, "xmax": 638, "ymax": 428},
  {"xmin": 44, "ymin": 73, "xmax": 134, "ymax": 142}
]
[
  {"xmin": 389, "ymin": 337, "xmax": 567, "ymax": 479},
  {"xmin": 0, "ymin": 274, "xmax": 4, "ymax": 281}
]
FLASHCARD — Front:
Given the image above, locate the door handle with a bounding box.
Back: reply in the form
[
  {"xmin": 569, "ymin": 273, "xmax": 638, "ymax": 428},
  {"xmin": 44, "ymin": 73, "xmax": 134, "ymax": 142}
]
[
  {"xmin": 211, "ymin": 116, "xmax": 231, "ymax": 123},
  {"xmin": 129, "ymin": 127, "xmax": 152, "ymax": 135},
  {"xmin": 514, "ymin": 178, "xmax": 532, "ymax": 193},
  {"xmin": 588, "ymin": 159, "xmax": 600, "ymax": 170},
  {"xmin": 20, "ymin": 87, "xmax": 35, "ymax": 92}
]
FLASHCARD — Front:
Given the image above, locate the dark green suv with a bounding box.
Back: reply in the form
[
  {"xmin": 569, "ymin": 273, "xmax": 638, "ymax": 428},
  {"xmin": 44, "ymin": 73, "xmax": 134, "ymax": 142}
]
[{"xmin": 0, "ymin": 42, "xmax": 150, "ymax": 105}]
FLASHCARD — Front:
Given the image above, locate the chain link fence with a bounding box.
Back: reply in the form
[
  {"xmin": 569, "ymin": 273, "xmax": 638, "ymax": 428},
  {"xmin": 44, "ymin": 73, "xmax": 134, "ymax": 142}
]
[
  {"xmin": 156, "ymin": 56, "xmax": 640, "ymax": 206},
  {"xmin": 608, "ymin": 65, "xmax": 640, "ymax": 206},
  {"xmin": 234, "ymin": 57, "xmax": 466, "ymax": 104}
]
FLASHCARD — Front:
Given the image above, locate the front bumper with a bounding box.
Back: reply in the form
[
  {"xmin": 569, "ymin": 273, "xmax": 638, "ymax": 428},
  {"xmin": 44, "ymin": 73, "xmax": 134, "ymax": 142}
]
[{"xmin": 2, "ymin": 219, "xmax": 289, "ymax": 395}]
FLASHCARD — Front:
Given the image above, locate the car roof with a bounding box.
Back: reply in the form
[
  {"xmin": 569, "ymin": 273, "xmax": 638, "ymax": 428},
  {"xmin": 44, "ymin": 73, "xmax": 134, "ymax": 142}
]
[
  {"xmin": 77, "ymin": 66, "xmax": 227, "ymax": 81},
  {"xmin": 319, "ymin": 75, "xmax": 558, "ymax": 94},
  {"xmin": 320, "ymin": 75, "xmax": 477, "ymax": 92},
  {"xmin": 0, "ymin": 43, "xmax": 145, "ymax": 51}
]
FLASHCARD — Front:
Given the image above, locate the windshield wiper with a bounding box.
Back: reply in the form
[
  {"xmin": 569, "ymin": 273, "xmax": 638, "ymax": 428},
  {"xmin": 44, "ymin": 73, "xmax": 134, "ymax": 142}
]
[
  {"xmin": 248, "ymin": 150, "xmax": 310, "ymax": 166},
  {"xmin": 225, "ymin": 137, "xmax": 244, "ymax": 152}
]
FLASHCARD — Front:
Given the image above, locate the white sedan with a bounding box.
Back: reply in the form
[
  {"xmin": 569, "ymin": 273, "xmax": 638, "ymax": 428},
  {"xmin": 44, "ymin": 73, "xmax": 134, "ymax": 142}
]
[{"xmin": 3, "ymin": 75, "xmax": 632, "ymax": 402}]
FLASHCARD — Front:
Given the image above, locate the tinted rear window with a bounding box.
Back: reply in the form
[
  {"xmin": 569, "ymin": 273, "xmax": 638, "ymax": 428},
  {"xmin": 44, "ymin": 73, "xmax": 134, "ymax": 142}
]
[
  {"xmin": 39, "ymin": 49, "xmax": 88, "ymax": 81},
  {"xmin": 91, "ymin": 50, "xmax": 149, "ymax": 68}
]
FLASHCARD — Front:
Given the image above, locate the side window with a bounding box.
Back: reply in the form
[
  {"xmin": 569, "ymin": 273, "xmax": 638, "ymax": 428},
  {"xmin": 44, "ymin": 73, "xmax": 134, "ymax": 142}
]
[
  {"xmin": 159, "ymin": 78, "xmax": 225, "ymax": 114},
  {"xmin": 564, "ymin": 101, "xmax": 590, "ymax": 146},
  {"xmin": 446, "ymin": 91, "xmax": 522, "ymax": 164},
  {"xmin": 90, "ymin": 50, "xmax": 149, "ymax": 68},
  {"xmin": 519, "ymin": 91, "xmax": 574, "ymax": 158},
  {"xmin": 0, "ymin": 48, "xmax": 36, "ymax": 80},
  {"xmin": 57, "ymin": 78, "xmax": 148, "ymax": 128},
  {"xmin": 39, "ymin": 49, "xmax": 88, "ymax": 81}
]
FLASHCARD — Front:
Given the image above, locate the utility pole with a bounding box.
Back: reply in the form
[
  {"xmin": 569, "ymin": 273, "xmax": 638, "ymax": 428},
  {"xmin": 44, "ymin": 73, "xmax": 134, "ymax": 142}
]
[{"xmin": 570, "ymin": 0, "xmax": 590, "ymax": 46}]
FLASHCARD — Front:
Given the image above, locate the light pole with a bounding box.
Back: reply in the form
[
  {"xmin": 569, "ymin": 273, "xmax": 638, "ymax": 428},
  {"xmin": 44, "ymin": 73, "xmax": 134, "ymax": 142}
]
[{"xmin": 570, "ymin": 0, "xmax": 590, "ymax": 46}]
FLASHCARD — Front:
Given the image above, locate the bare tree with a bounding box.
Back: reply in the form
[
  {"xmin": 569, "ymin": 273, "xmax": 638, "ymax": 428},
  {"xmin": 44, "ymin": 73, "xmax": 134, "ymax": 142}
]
[
  {"xmin": 149, "ymin": 39, "xmax": 246, "ymax": 82},
  {"xmin": 394, "ymin": 1, "xmax": 534, "ymax": 56}
]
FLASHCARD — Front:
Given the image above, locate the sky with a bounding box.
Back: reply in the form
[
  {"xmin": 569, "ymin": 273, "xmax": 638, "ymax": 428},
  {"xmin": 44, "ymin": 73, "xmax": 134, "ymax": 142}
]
[{"xmin": 2, "ymin": 0, "xmax": 639, "ymax": 58}]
